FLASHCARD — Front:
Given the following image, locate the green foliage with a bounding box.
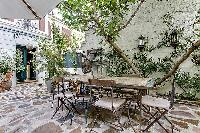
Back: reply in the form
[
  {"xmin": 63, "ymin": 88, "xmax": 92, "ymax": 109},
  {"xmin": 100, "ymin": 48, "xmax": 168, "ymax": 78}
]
[
  {"xmin": 175, "ymin": 72, "xmax": 200, "ymax": 100},
  {"xmin": 133, "ymin": 53, "xmax": 157, "ymax": 77},
  {"xmin": 59, "ymin": 0, "xmax": 200, "ymax": 101},
  {"xmin": 104, "ymin": 50, "xmax": 131, "ymax": 76},
  {"xmin": 58, "ymin": 0, "xmax": 137, "ymax": 40},
  {"xmin": 37, "ymin": 24, "xmax": 77, "ymax": 79},
  {"xmin": 15, "ymin": 49, "xmax": 25, "ymax": 73},
  {"xmin": 0, "ymin": 49, "xmax": 15, "ymax": 75}
]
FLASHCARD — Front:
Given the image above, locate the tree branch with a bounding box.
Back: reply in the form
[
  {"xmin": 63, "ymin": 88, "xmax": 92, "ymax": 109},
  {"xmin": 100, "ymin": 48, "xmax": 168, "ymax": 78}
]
[
  {"xmin": 117, "ymin": 0, "xmax": 145, "ymax": 32},
  {"xmin": 106, "ymin": 36, "xmax": 140, "ymax": 75},
  {"xmin": 92, "ymin": 16, "xmax": 140, "ymax": 75},
  {"xmin": 154, "ymin": 40, "xmax": 200, "ymax": 86}
]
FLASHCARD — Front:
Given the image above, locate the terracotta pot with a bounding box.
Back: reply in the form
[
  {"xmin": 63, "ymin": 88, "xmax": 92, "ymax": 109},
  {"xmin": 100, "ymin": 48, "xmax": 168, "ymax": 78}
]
[{"xmin": 0, "ymin": 71, "xmax": 13, "ymax": 92}]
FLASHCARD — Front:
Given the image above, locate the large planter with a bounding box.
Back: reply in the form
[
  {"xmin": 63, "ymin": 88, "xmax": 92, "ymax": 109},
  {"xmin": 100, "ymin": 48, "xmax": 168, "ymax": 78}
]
[
  {"xmin": 45, "ymin": 79, "xmax": 54, "ymax": 93},
  {"xmin": 0, "ymin": 71, "xmax": 13, "ymax": 92}
]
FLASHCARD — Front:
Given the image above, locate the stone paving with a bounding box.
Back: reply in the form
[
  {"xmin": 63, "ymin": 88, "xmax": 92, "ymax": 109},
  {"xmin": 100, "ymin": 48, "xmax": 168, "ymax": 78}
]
[{"xmin": 0, "ymin": 82, "xmax": 200, "ymax": 133}]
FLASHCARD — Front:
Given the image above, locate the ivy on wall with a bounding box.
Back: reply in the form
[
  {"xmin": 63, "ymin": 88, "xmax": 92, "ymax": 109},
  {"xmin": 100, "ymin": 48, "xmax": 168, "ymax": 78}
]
[
  {"xmin": 101, "ymin": 9, "xmax": 200, "ymax": 100},
  {"xmin": 103, "ymin": 50, "xmax": 131, "ymax": 77}
]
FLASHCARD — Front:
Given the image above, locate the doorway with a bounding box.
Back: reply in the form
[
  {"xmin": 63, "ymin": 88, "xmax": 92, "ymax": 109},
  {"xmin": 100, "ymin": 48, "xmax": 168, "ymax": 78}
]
[
  {"xmin": 27, "ymin": 48, "xmax": 36, "ymax": 80},
  {"xmin": 16, "ymin": 45, "xmax": 36, "ymax": 82}
]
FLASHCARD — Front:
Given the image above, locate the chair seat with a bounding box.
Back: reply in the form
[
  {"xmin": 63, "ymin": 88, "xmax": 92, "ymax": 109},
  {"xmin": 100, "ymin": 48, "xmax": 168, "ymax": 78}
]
[
  {"xmin": 54, "ymin": 92, "xmax": 74, "ymax": 99},
  {"xmin": 65, "ymin": 92, "xmax": 75, "ymax": 98},
  {"xmin": 142, "ymin": 95, "xmax": 170, "ymax": 110},
  {"xmin": 76, "ymin": 96, "xmax": 90, "ymax": 101},
  {"xmin": 94, "ymin": 97, "xmax": 126, "ymax": 111}
]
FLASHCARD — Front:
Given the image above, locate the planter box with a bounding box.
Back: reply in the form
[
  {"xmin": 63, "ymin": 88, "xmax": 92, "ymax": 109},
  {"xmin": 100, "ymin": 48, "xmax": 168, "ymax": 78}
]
[{"xmin": 45, "ymin": 79, "xmax": 54, "ymax": 93}]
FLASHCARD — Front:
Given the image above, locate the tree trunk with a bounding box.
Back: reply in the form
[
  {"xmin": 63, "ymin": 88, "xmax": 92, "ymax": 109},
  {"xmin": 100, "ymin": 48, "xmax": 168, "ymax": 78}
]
[
  {"xmin": 92, "ymin": 17, "xmax": 141, "ymax": 75},
  {"xmin": 154, "ymin": 40, "xmax": 200, "ymax": 86},
  {"xmin": 106, "ymin": 37, "xmax": 140, "ymax": 75}
]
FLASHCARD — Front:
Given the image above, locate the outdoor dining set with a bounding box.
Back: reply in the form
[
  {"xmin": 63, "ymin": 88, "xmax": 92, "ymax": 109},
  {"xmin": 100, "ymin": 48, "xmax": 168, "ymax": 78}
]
[{"xmin": 49, "ymin": 74, "xmax": 176, "ymax": 133}]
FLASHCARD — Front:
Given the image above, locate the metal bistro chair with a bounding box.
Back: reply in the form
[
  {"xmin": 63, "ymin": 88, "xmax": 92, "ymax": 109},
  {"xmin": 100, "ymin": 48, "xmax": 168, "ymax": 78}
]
[
  {"xmin": 88, "ymin": 79, "xmax": 127, "ymax": 131},
  {"xmin": 51, "ymin": 78, "xmax": 79, "ymax": 125},
  {"xmin": 140, "ymin": 77, "xmax": 176, "ymax": 133}
]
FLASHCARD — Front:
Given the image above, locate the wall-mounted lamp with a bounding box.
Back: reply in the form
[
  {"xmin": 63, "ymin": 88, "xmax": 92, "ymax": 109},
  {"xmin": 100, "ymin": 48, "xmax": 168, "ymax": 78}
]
[
  {"xmin": 87, "ymin": 48, "xmax": 103, "ymax": 61},
  {"xmin": 138, "ymin": 35, "xmax": 146, "ymax": 51}
]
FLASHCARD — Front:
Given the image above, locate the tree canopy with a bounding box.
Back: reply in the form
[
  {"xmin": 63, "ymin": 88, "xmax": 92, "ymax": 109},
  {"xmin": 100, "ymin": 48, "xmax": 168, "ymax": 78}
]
[
  {"xmin": 58, "ymin": 0, "xmax": 144, "ymax": 75},
  {"xmin": 58, "ymin": 0, "xmax": 200, "ymax": 89}
]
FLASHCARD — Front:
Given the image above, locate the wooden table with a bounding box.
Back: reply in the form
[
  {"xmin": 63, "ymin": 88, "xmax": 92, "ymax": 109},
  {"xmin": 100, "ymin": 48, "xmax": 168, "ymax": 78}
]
[
  {"xmin": 64, "ymin": 75, "xmax": 155, "ymax": 97},
  {"xmin": 99, "ymin": 76, "xmax": 154, "ymax": 89},
  {"xmin": 97, "ymin": 76, "xmax": 156, "ymax": 101}
]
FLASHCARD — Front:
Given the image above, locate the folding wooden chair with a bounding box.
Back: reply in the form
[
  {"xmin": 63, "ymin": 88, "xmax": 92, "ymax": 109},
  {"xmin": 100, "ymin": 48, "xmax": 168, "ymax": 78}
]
[
  {"xmin": 140, "ymin": 78, "xmax": 176, "ymax": 133},
  {"xmin": 88, "ymin": 79, "xmax": 127, "ymax": 131}
]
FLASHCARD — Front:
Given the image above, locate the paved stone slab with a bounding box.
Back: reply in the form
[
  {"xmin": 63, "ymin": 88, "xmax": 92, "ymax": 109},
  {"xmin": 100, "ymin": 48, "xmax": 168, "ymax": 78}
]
[
  {"xmin": 32, "ymin": 122, "xmax": 63, "ymax": 133},
  {"xmin": 171, "ymin": 119, "xmax": 188, "ymax": 129},
  {"xmin": 0, "ymin": 127, "xmax": 4, "ymax": 133},
  {"xmin": 69, "ymin": 127, "xmax": 82, "ymax": 133},
  {"xmin": 0, "ymin": 106, "xmax": 15, "ymax": 114},
  {"xmin": 188, "ymin": 105, "xmax": 200, "ymax": 110},
  {"xmin": 192, "ymin": 127, "xmax": 200, "ymax": 133},
  {"xmin": 9, "ymin": 126, "xmax": 26, "ymax": 133},
  {"xmin": 195, "ymin": 111, "xmax": 200, "ymax": 116},
  {"xmin": 33, "ymin": 100, "xmax": 47, "ymax": 105},
  {"xmin": 18, "ymin": 103, "xmax": 31, "ymax": 108},
  {"xmin": 178, "ymin": 106, "xmax": 190, "ymax": 110},
  {"xmin": 102, "ymin": 128, "xmax": 117, "ymax": 133},
  {"xmin": 170, "ymin": 111, "xmax": 195, "ymax": 118}
]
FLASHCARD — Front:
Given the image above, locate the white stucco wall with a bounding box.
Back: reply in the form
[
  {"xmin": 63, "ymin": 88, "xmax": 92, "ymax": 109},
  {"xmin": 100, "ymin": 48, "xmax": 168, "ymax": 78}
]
[
  {"xmin": 0, "ymin": 18, "xmax": 49, "ymax": 87},
  {"xmin": 0, "ymin": 30, "xmax": 16, "ymax": 87},
  {"xmin": 82, "ymin": 0, "xmax": 200, "ymax": 94}
]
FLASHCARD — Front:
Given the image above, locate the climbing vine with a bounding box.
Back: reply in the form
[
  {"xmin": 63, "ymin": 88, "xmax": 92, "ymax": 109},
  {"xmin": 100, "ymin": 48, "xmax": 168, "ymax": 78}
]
[{"xmin": 102, "ymin": 9, "xmax": 200, "ymax": 100}]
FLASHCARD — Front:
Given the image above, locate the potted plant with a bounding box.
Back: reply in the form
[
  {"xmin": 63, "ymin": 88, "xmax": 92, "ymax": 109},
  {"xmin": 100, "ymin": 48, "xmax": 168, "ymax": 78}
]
[
  {"xmin": 36, "ymin": 24, "xmax": 76, "ymax": 91},
  {"xmin": 0, "ymin": 48, "xmax": 15, "ymax": 75},
  {"xmin": 0, "ymin": 49, "xmax": 15, "ymax": 91}
]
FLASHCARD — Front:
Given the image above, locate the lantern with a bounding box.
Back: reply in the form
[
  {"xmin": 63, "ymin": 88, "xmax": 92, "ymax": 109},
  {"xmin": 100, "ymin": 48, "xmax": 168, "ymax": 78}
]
[
  {"xmin": 138, "ymin": 35, "xmax": 145, "ymax": 51},
  {"xmin": 87, "ymin": 49, "xmax": 96, "ymax": 61},
  {"xmin": 170, "ymin": 30, "xmax": 179, "ymax": 48}
]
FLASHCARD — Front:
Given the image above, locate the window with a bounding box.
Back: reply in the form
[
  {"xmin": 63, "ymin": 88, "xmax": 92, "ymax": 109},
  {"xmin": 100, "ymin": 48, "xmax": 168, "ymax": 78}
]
[{"xmin": 64, "ymin": 53, "xmax": 82, "ymax": 68}]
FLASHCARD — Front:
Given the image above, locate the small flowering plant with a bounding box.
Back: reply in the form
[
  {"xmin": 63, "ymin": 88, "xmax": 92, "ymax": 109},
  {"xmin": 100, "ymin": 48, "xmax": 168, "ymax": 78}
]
[
  {"xmin": 36, "ymin": 24, "xmax": 77, "ymax": 79},
  {"xmin": 0, "ymin": 48, "xmax": 25, "ymax": 78},
  {"xmin": 15, "ymin": 49, "xmax": 25, "ymax": 73},
  {"xmin": 0, "ymin": 48, "xmax": 15, "ymax": 75}
]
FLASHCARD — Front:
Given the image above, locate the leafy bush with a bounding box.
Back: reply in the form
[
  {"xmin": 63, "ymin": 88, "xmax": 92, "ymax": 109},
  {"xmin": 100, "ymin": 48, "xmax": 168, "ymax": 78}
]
[
  {"xmin": 175, "ymin": 72, "xmax": 200, "ymax": 100},
  {"xmin": 0, "ymin": 49, "xmax": 15, "ymax": 75}
]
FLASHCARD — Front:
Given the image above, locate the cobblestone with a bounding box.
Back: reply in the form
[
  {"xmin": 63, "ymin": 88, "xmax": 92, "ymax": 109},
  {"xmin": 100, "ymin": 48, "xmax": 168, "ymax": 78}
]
[{"xmin": 0, "ymin": 82, "xmax": 199, "ymax": 133}]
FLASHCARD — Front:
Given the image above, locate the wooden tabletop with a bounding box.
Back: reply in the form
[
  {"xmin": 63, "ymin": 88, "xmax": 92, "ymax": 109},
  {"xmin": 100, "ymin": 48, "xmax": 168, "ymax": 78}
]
[{"xmin": 63, "ymin": 75, "xmax": 155, "ymax": 90}]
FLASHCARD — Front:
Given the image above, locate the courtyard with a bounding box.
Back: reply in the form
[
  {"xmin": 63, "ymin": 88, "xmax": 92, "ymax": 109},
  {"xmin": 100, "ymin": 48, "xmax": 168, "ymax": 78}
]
[
  {"xmin": 0, "ymin": 83, "xmax": 199, "ymax": 133},
  {"xmin": 0, "ymin": 0, "xmax": 200, "ymax": 133}
]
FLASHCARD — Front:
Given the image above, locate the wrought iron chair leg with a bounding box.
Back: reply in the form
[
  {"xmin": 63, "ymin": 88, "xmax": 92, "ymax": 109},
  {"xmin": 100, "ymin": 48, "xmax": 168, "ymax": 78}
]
[
  {"xmin": 142, "ymin": 105, "xmax": 158, "ymax": 123},
  {"xmin": 61, "ymin": 103, "xmax": 64, "ymax": 111},
  {"xmin": 141, "ymin": 105, "xmax": 169, "ymax": 132},
  {"xmin": 143, "ymin": 109, "xmax": 169, "ymax": 133},
  {"xmin": 61, "ymin": 111, "xmax": 70, "ymax": 126},
  {"xmin": 157, "ymin": 109, "xmax": 175, "ymax": 133},
  {"xmin": 52, "ymin": 103, "xmax": 62, "ymax": 119},
  {"xmin": 66, "ymin": 98, "xmax": 80, "ymax": 114}
]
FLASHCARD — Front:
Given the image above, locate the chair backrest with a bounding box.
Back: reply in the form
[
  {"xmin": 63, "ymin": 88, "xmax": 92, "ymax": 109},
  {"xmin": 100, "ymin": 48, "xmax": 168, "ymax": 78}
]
[
  {"xmin": 88, "ymin": 79, "xmax": 116, "ymax": 88},
  {"xmin": 121, "ymin": 74, "xmax": 140, "ymax": 77}
]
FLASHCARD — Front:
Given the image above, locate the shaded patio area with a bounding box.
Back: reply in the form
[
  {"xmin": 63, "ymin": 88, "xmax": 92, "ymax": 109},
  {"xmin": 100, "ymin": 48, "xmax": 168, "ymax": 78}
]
[{"xmin": 0, "ymin": 83, "xmax": 199, "ymax": 133}]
